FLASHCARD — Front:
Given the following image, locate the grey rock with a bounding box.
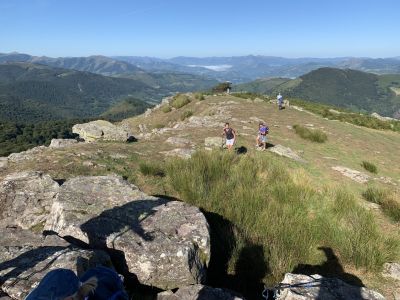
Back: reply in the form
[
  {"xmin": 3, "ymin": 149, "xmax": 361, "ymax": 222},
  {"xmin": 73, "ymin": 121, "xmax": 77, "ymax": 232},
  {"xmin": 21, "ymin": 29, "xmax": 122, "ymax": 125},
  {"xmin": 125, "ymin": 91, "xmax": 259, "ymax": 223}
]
[
  {"xmin": 165, "ymin": 137, "xmax": 192, "ymax": 147},
  {"xmin": 276, "ymin": 273, "xmax": 385, "ymax": 300},
  {"xmin": 268, "ymin": 145, "xmax": 306, "ymax": 163},
  {"xmin": 0, "ymin": 171, "xmax": 59, "ymax": 230},
  {"xmin": 7, "ymin": 146, "xmax": 46, "ymax": 162},
  {"xmin": 382, "ymin": 262, "xmax": 400, "ymax": 281},
  {"xmin": 332, "ymin": 166, "xmax": 370, "ymax": 184},
  {"xmin": 0, "ymin": 158, "xmax": 7, "ymax": 169},
  {"xmin": 161, "ymin": 148, "xmax": 195, "ymax": 159},
  {"xmin": 45, "ymin": 175, "xmax": 210, "ymax": 289},
  {"xmin": 49, "ymin": 138, "xmax": 78, "ymax": 148},
  {"xmin": 205, "ymin": 137, "xmax": 223, "ymax": 149},
  {"xmin": 0, "ymin": 227, "xmax": 112, "ymax": 300},
  {"xmin": 157, "ymin": 284, "xmax": 244, "ymax": 300},
  {"xmin": 371, "ymin": 112, "xmax": 397, "ymax": 122},
  {"xmin": 72, "ymin": 120, "xmax": 131, "ymax": 142}
]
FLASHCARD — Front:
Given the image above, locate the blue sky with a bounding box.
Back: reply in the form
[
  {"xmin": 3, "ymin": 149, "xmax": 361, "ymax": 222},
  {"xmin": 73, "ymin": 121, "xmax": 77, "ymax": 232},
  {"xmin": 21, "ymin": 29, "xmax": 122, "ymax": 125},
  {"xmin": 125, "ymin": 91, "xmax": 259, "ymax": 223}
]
[{"xmin": 0, "ymin": 0, "xmax": 399, "ymax": 58}]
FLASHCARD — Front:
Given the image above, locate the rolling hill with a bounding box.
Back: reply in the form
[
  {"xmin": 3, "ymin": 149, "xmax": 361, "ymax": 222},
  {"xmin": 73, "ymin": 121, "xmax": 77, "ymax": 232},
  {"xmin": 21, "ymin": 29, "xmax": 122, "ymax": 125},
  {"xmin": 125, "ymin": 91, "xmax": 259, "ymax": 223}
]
[
  {"xmin": 235, "ymin": 68, "xmax": 400, "ymax": 119},
  {"xmin": 0, "ymin": 62, "xmax": 154, "ymax": 123}
]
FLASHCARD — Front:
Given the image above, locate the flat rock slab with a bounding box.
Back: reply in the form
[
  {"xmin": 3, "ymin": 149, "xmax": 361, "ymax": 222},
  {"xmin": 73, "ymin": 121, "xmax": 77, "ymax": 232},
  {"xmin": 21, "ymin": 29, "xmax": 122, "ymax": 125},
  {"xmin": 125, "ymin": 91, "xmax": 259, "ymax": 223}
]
[
  {"xmin": 49, "ymin": 139, "xmax": 78, "ymax": 148},
  {"xmin": 165, "ymin": 137, "xmax": 192, "ymax": 147},
  {"xmin": 276, "ymin": 273, "xmax": 385, "ymax": 300},
  {"xmin": 332, "ymin": 166, "xmax": 370, "ymax": 184},
  {"xmin": 204, "ymin": 137, "xmax": 223, "ymax": 149},
  {"xmin": 72, "ymin": 120, "xmax": 130, "ymax": 142},
  {"xmin": 45, "ymin": 175, "xmax": 210, "ymax": 290},
  {"xmin": 161, "ymin": 148, "xmax": 195, "ymax": 159},
  {"xmin": 0, "ymin": 171, "xmax": 60, "ymax": 230},
  {"xmin": 157, "ymin": 284, "xmax": 244, "ymax": 300},
  {"xmin": 382, "ymin": 262, "xmax": 400, "ymax": 281},
  {"xmin": 0, "ymin": 228, "xmax": 111, "ymax": 300},
  {"xmin": 268, "ymin": 145, "xmax": 306, "ymax": 163}
]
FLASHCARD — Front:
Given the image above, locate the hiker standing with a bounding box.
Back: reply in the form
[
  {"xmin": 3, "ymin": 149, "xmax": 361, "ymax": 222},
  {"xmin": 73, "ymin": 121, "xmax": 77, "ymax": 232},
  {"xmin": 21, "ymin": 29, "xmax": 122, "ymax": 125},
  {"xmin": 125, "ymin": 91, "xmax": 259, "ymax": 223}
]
[
  {"xmin": 222, "ymin": 122, "xmax": 236, "ymax": 150},
  {"xmin": 277, "ymin": 93, "xmax": 284, "ymax": 110},
  {"xmin": 256, "ymin": 122, "xmax": 269, "ymax": 150}
]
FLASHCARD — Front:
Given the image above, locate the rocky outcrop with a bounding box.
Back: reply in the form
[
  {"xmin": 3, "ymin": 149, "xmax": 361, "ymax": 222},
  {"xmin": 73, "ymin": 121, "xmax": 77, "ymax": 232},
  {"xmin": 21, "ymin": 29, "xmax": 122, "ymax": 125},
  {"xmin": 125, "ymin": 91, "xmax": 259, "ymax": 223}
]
[
  {"xmin": 274, "ymin": 273, "xmax": 385, "ymax": 300},
  {"xmin": 205, "ymin": 137, "xmax": 223, "ymax": 150},
  {"xmin": 161, "ymin": 148, "xmax": 195, "ymax": 159},
  {"xmin": 7, "ymin": 146, "xmax": 46, "ymax": 162},
  {"xmin": 382, "ymin": 262, "xmax": 400, "ymax": 281},
  {"xmin": 49, "ymin": 138, "xmax": 78, "ymax": 148},
  {"xmin": 268, "ymin": 145, "xmax": 306, "ymax": 163},
  {"xmin": 45, "ymin": 175, "xmax": 210, "ymax": 290},
  {"xmin": 0, "ymin": 227, "xmax": 112, "ymax": 300},
  {"xmin": 0, "ymin": 171, "xmax": 60, "ymax": 229},
  {"xmin": 332, "ymin": 166, "xmax": 370, "ymax": 184},
  {"xmin": 72, "ymin": 120, "xmax": 131, "ymax": 142},
  {"xmin": 157, "ymin": 284, "xmax": 244, "ymax": 300}
]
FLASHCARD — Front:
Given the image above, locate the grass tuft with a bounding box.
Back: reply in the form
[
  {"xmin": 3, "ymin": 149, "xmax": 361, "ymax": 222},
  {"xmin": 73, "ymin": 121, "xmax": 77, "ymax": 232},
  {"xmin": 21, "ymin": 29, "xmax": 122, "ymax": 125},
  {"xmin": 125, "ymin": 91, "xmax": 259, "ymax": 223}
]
[
  {"xmin": 194, "ymin": 93, "xmax": 205, "ymax": 101},
  {"xmin": 361, "ymin": 161, "xmax": 378, "ymax": 174},
  {"xmin": 139, "ymin": 162, "xmax": 165, "ymax": 177},
  {"xmin": 181, "ymin": 110, "xmax": 193, "ymax": 121},
  {"xmin": 293, "ymin": 124, "xmax": 328, "ymax": 143},
  {"xmin": 362, "ymin": 187, "xmax": 400, "ymax": 222},
  {"xmin": 171, "ymin": 93, "xmax": 191, "ymax": 109}
]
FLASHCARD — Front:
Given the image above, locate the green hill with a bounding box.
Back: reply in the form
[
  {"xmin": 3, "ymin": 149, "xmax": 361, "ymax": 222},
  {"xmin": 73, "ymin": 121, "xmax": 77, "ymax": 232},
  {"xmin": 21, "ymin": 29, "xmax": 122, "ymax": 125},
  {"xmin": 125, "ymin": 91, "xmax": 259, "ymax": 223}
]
[
  {"xmin": 236, "ymin": 68, "xmax": 400, "ymax": 119},
  {"xmin": 0, "ymin": 62, "xmax": 156, "ymax": 123}
]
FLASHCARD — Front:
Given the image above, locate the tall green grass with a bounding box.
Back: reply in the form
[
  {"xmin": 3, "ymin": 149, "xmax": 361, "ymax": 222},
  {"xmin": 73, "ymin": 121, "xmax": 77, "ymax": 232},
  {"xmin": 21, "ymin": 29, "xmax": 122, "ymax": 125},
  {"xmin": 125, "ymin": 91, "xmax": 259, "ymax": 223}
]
[
  {"xmin": 293, "ymin": 124, "xmax": 328, "ymax": 143},
  {"xmin": 363, "ymin": 187, "xmax": 400, "ymax": 222},
  {"xmin": 166, "ymin": 151, "xmax": 398, "ymax": 284},
  {"xmin": 361, "ymin": 161, "xmax": 378, "ymax": 174}
]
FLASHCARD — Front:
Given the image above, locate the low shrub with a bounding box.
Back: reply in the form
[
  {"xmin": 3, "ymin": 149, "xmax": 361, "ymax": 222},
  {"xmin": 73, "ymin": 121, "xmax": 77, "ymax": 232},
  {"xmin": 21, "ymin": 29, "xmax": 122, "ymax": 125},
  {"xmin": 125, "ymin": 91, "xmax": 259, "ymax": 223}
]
[
  {"xmin": 293, "ymin": 124, "xmax": 328, "ymax": 143},
  {"xmin": 181, "ymin": 110, "xmax": 193, "ymax": 121},
  {"xmin": 194, "ymin": 93, "xmax": 205, "ymax": 101},
  {"xmin": 139, "ymin": 162, "xmax": 165, "ymax": 177},
  {"xmin": 361, "ymin": 161, "xmax": 378, "ymax": 173},
  {"xmin": 171, "ymin": 94, "xmax": 191, "ymax": 109},
  {"xmin": 161, "ymin": 105, "xmax": 172, "ymax": 113},
  {"xmin": 363, "ymin": 187, "xmax": 400, "ymax": 222}
]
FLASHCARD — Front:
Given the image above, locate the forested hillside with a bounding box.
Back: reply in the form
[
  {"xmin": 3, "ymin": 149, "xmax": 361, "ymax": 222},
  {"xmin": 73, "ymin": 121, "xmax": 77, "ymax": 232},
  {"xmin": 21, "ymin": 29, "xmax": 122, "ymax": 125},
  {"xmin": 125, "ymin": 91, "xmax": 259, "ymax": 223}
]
[{"xmin": 0, "ymin": 62, "xmax": 156, "ymax": 123}]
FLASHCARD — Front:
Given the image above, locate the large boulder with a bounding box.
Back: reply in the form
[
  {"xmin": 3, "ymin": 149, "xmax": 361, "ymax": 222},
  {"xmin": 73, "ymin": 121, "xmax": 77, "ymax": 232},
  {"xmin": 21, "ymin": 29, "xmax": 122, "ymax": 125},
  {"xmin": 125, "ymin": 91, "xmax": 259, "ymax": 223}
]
[
  {"xmin": 49, "ymin": 138, "xmax": 78, "ymax": 148},
  {"xmin": 45, "ymin": 175, "xmax": 211, "ymax": 289},
  {"xmin": 72, "ymin": 120, "xmax": 131, "ymax": 142},
  {"xmin": 0, "ymin": 171, "xmax": 60, "ymax": 229},
  {"xmin": 157, "ymin": 284, "xmax": 244, "ymax": 300},
  {"xmin": 274, "ymin": 273, "xmax": 385, "ymax": 300},
  {"xmin": 0, "ymin": 227, "xmax": 112, "ymax": 300}
]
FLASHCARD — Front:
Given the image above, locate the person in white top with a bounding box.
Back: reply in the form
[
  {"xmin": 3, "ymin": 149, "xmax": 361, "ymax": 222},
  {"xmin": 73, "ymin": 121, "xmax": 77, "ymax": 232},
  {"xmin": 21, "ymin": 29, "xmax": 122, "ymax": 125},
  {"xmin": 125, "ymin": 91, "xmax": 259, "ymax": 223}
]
[{"xmin": 277, "ymin": 93, "xmax": 283, "ymax": 110}]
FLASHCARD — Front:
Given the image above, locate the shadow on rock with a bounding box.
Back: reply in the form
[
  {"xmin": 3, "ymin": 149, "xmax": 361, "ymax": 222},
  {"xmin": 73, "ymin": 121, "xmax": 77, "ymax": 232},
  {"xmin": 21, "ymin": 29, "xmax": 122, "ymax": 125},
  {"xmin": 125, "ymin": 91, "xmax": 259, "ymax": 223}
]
[
  {"xmin": 292, "ymin": 247, "xmax": 364, "ymax": 287},
  {"xmin": 203, "ymin": 211, "xmax": 269, "ymax": 300}
]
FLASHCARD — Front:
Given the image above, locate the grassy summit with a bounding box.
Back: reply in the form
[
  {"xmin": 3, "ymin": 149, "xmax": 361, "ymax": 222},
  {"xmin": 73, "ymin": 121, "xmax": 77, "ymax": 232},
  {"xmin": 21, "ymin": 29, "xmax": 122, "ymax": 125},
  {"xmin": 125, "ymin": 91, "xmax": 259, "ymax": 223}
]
[{"xmin": 2, "ymin": 94, "xmax": 399, "ymax": 298}]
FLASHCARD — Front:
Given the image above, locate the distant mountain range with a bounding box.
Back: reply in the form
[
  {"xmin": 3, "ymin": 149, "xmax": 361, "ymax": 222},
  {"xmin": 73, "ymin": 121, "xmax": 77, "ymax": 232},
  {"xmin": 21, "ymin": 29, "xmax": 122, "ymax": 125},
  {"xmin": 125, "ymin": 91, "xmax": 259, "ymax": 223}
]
[
  {"xmin": 235, "ymin": 67, "xmax": 400, "ymax": 119},
  {"xmin": 0, "ymin": 53, "xmax": 218, "ymax": 100},
  {"xmin": 113, "ymin": 55, "xmax": 400, "ymax": 83},
  {"xmin": 0, "ymin": 62, "xmax": 153, "ymax": 123}
]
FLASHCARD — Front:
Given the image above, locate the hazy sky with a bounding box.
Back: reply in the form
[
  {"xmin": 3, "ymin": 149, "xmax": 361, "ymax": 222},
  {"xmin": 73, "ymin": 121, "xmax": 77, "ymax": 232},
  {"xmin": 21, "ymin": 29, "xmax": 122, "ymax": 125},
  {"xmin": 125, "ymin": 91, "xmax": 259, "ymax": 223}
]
[{"xmin": 1, "ymin": 0, "xmax": 399, "ymax": 58}]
